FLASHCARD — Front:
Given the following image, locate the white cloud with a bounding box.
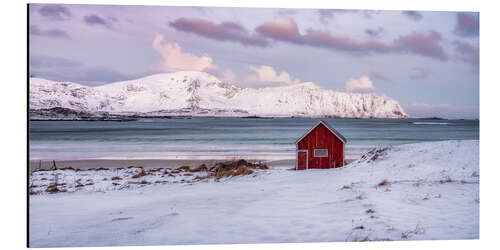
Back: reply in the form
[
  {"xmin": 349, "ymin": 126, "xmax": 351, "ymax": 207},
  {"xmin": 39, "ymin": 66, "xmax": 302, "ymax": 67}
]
[
  {"xmin": 345, "ymin": 76, "xmax": 375, "ymax": 92},
  {"xmin": 153, "ymin": 33, "xmax": 216, "ymax": 72},
  {"xmin": 245, "ymin": 65, "xmax": 300, "ymax": 84}
]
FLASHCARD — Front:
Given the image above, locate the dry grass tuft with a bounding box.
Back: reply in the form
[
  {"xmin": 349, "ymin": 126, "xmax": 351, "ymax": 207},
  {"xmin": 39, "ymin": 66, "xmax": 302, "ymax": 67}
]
[
  {"xmin": 190, "ymin": 164, "xmax": 209, "ymax": 172},
  {"xmin": 29, "ymin": 190, "xmax": 41, "ymax": 195},
  {"xmin": 111, "ymin": 176, "xmax": 122, "ymax": 181},
  {"xmin": 186, "ymin": 159, "xmax": 268, "ymax": 181},
  {"xmin": 45, "ymin": 184, "xmax": 67, "ymax": 194},
  {"xmin": 365, "ymin": 208, "xmax": 376, "ymax": 214},
  {"xmin": 439, "ymin": 176, "xmax": 454, "ymax": 184},
  {"xmin": 361, "ymin": 147, "xmax": 390, "ymax": 163},
  {"xmin": 131, "ymin": 169, "xmax": 148, "ymax": 179},
  {"xmin": 177, "ymin": 166, "xmax": 191, "ymax": 172},
  {"xmin": 376, "ymin": 179, "xmax": 391, "ymax": 188},
  {"xmin": 401, "ymin": 223, "xmax": 425, "ymax": 239},
  {"xmin": 59, "ymin": 167, "xmax": 76, "ymax": 171}
]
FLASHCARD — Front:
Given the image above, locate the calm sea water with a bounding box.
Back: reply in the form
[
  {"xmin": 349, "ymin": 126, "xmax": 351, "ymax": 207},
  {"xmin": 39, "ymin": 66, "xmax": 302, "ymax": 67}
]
[{"xmin": 29, "ymin": 118, "xmax": 479, "ymax": 161}]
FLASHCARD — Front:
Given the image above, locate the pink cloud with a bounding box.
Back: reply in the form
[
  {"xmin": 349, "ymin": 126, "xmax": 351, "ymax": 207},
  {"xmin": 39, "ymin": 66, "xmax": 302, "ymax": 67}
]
[
  {"xmin": 345, "ymin": 76, "xmax": 375, "ymax": 92},
  {"xmin": 152, "ymin": 33, "xmax": 216, "ymax": 72},
  {"xmin": 303, "ymin": 28, "xmax": 390, "ymax": 53},
  {"xmin": 255, "ymin": 19, "xmax": 304, "ymax": 44},
  {"xmin": 256, "ymin": 19, "xmax": 446, "ymax": 60},
  {"xmin": 245, "ymin": 65, "xmax": 300, "ymax": 84},
  {"xmin": 170, "ymin": 17, "xmax": 449, "ymax": 61},
  {"xmin": 169, "ymin": 18, "xmax": 268, "ymax": 47},
  {"xmin": 393, "ymin": 31, "xmax": 448, "ymax": 61},
  {"xmin": 454, "ymin": 12, "xmax": 479, "ymax": 37}
]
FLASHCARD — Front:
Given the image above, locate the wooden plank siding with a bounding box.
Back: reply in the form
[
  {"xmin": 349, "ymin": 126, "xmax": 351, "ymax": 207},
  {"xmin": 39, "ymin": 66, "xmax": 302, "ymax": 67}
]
[{"xmin": 297, "ymin": 123, "xmax": 344, "ymax": 169}]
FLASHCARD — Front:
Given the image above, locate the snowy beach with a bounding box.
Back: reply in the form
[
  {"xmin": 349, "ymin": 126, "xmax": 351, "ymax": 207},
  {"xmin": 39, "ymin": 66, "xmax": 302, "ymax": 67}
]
[
  {"xmin": 28, "ymin": 157, "xmax": 362, "ymax": 173},
  {"xmin": 29, "ymin": 140, "xmax": 479, "ymax": 247}
]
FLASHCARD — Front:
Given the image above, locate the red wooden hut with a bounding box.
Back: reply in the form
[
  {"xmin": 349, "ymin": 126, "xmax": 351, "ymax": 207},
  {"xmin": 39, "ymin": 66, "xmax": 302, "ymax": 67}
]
[{"xmin": 295, "ymin": 120, "xmax": 347, "ymax": 170}]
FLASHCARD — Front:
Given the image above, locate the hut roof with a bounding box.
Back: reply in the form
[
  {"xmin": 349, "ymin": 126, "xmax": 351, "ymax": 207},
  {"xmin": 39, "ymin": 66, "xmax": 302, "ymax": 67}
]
[{"xmin": 294, "ymin": 120, "xmax": 347, "ymax": 144}]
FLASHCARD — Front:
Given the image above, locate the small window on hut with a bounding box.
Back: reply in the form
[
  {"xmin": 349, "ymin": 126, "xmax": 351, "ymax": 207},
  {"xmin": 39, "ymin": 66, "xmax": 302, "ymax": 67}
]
[{"xmin": 314, "ymin": 149, "xmax": 328, "ymax": 157}]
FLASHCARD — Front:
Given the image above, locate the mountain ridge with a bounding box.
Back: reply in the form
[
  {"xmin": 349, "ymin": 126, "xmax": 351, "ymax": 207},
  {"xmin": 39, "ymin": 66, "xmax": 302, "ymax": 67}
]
[{"xmin": 29, "ymin": 71, "xmax": 409, "ymax": 119}]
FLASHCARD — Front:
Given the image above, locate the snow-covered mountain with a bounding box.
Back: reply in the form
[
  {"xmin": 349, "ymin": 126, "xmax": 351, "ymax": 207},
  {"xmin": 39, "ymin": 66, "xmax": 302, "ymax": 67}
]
[{"xmin": 29, "ymin": 71, "xmax": 408, "ymax": 118}]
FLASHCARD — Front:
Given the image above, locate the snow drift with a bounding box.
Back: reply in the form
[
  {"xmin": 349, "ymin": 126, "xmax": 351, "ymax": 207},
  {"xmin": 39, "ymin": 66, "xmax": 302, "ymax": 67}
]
[
  {"xmin": 29, "ymin": 71, "xmax": 408, "ymax": 118},
  {"xmin": 29, "ymin": 140, "xmax": 478, "ymax": 247}
]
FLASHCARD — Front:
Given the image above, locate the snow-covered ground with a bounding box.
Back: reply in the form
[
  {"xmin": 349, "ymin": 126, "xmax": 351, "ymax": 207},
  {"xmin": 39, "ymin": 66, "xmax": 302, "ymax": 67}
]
[{"xmin": 28, "ymin": 140, "xmax": 479, "ymax": 247}]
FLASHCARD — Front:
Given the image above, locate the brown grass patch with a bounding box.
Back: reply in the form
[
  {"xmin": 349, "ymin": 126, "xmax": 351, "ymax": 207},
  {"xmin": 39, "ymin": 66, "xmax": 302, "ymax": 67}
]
[
  {"xmin": 366, "ymin": 209, "xmax": 375, "ymax": 214},
  {"xmin": 111, "ymin": 176, "xmax": 122, "ymax": 181},
  {"xmin": 440, "ymin": 176, "xmax": 454, "ymax": 184},
  {"xmin": 46, "ymin": 184, "xmax": 67, "ymax": 193},
  {"xmin": 190, "ymin": 164, "xmax": 209, "ymax": 172},
  {"xmin": 59, "ymin": 167, "xmax": 76, "ymax": 171},
  {"xmin": 376, "ymin": 179, "xmax": 391, "ymax": 188},
  {"xmin": 177, "ymin": 166, "xmax": 191, "ymax": 172},
  {"xmin": 131, "ymin": 169, "xmax": 148, "ymax": 179},
  {"xmin": 177, "ymin": 159, "xmax": 268, "ymax": 181}
]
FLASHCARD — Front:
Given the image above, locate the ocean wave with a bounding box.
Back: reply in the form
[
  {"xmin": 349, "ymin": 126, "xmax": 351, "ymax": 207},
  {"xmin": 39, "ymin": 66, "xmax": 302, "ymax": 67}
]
[{"xmin": 412, "ymin": 122, "xmax": 449, "ymax": 125}]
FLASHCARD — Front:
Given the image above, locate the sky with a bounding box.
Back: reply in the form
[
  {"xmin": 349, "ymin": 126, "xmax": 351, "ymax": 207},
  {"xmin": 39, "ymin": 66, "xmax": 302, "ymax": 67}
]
[{"xmin": 28, "ymin": 4, "xmax": 479, "ymax": 119}]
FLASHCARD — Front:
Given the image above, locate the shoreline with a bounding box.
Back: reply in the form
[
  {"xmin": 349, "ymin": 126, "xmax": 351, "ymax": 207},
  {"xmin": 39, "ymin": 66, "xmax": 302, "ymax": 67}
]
[{"xmin": 29, "ymin": 157, "xmax": 360, "ymax": 172}]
